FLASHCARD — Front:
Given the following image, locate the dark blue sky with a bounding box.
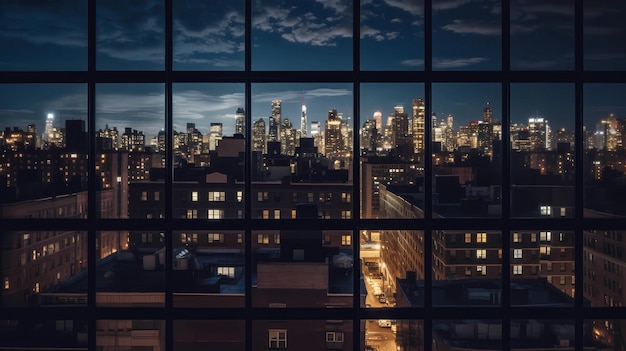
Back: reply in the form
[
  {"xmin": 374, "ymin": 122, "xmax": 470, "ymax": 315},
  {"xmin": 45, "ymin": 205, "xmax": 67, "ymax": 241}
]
[{"xmin": 0, "ymin": 0, "xmax": 625, "ymax": 137}]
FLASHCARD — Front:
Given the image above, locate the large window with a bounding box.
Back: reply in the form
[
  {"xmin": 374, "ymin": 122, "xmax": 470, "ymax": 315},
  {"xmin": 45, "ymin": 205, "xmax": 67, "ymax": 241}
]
[{"xmin": 1, "ymin": 1, "xmax": 625, "ymax": 350}]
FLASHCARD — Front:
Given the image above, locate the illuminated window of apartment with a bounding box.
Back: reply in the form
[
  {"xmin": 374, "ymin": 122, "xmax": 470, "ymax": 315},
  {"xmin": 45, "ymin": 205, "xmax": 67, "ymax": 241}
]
[
  {"xmin": 191, "ymin": 191, "xmax": 198, "ymax": 202},
  {"xmin": 291, "ymin": 209, "xmax": 297, "ymax": 219},
  {"xmin": 236, "ymin": 191, "xmax": 243, "ymax": 203},
  {"xmin": 341, "ymin": 210, "xmax": 351, "ymax": 219},
  {"xmin": 325, "ymin": 331, "xmax": 344, "ymax": 342},
  {"xmin": 207, "ymin": 209, "xmax": 223, "ymax": 219},
  {"xmin": 207, "ymin": 233, "xmax": 224, "ymax": 244},
  {"xmin": 464, "ymin": 233, "xmax": 472, "ymax": 243},
  {"xmin": 513, "ymin": 265, "xmax": 523, "ymax": 275},
  {"xmin": 476, "ymin": 249, "xmax": 487, "ymax": 259},
  {"xmin": 186, "ymin": 209, "xmax": 197, "ymax": 219},
  {"xmin": 237, "ymin": 233, "xmax": 243, "ymax": 244},
  {"xmin": 269, "ymin": 329, "xmax": 287, "ymax": 349},
  {"xmin": 476, "ymin": 265, "xmax": 486, "ymax": 276},
  {"xmin": 217, "ymin": 266, "xmax": 235, "ymax": 279},
  {"xmin": 341, "ymin": 192, "xmax": 351, "ymax": 203},
  {"xmin": 3, "ymin": 278, "xmax": 8, "ymax": 290},
  {"xmin": 341, "ymin": 235, "xmax": 351, "ymax": 246},
  {"xmin": 258, "ymin": 234, "xmax": 269, "ymax": 245},
  {"xmin": 512, "ymin": 232, "xmax": 521, "ymax": 243},
  {"xmin": 262, "ymin": 210, "xmax": 269, "ymax": 219},
  {"xmin": 273, "ymin": 209, "xmax": 280, "ymax": 219},
  {"xmin": 539, "ymin": 205, "xmax": 552, "ymax": 216},
  {"xmin": 540, "ymin": 231, "xmax": 552, "ymax": 242},
  {"xmin": 141, "ymin": 191, "xmax": 148, "ymax": 201},
  {"xmin": 513, "ymin": 249, "xmax": 522, "ymax": 259},
  {"xmin": 273, "ymin": 234, "xmax": 280, "ymax": 244},
  {"xmin": 208, "ymin": 191, "xmax": 225, "ymax": 202},
  {"xmin": 476, "ymin": 232, "xmax": 487, "ymax": 243}
]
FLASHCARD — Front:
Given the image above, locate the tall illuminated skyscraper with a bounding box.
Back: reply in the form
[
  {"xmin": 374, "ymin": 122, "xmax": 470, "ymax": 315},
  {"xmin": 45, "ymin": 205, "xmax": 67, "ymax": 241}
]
[
  {"xmin": 301, "ymin": 102, "xmax": 307, "ymax": 137},
  {"xmin": 235, "ymin": 107, "xmax": 245, "ymax": 135},
  {"xmin": 324, "ymin": 109, "xmax": 343, "ymax": 158},
  {"xmin": 529, "ymin": 117, "xmax": 550, "ymax": 151},
  {"xmin": 44, "ymin": 113, "xmax": 54, "ymax": 143},
  {"xmin": 412, "ymin": 98, "xmax": 425, "ymax": 154},
  {"xmin": 252, "ymin": 118, "xmax": 266, "ymax": 153},
  {"xmin": 268, "ymin": 100, "xmax": 281, "ymax": 142}
]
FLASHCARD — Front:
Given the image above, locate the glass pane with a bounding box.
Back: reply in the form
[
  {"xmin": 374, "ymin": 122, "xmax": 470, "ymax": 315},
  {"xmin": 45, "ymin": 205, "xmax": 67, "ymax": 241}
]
[
  {"xmin": 0, "ymin": 84, "xmax": 88, "ymax": 219},
  {"xmin": 174, "ymin": 320, "xmax": 245, "ymax": 350},
  {"xmin": 173, "ymin": 0, "xmax": 245, "ymax": 70},
  {"xmin": 2, "ymin": 231, "xmax": 88, "ymax": 307},
  {"xmin": 173, "ymin": 230, "xmax": 244, "ymax": 308},
  {"xmin": 433, "ymin": 230, "xmax": 502, "ymax": 306},
  {"xmin": 360, "ymin": 83, "xmax": 425, "ymax": 219},
  {"xmin": 584, "ymin": 1, "xmax": 626, "ymax": 71},
  {"xmin": 252, "ymin": 0, "xmax": 353, "ymax": 70},
  {"xmin": 0, "ymin": 320, "xmax": 87, "ymax": 349},
  {"xmin": 97, "ymin": 320, "xmax": 164, "ymax": 349},
  {"xmin": 360, "ymin": 1, "xmax": 424, "ymax": 70},
  {"xmin": 510, "ymin": 83, "xmax": 575, "ymax": 218},
  {"xmin": 511, "ymin": 230, "xmax": 575, "ymax": 305},
  {"xmin": 510, "ymin": 0, "xmax": 574, "ymax": 70},
  {"xmin": 586, "ymin": 320, "xmax": 626, "ymax": 349},
  {"xmin": 251, "ymin": 83, "xmax": 353, "ymax": 220},
  {"xmin": 365, "ymin": 319, "xmax": 419, "ymax": 350},
  {"xmin": 432, "ymin": 83, "xmax": 502, "ymax": 218},
  {"xmin": 172, "ymin": 83, "xmax": 245, "ymax": 219},
  {"xmin": 96, "ymin": 0, "xmax": 165, "ymax": 70},
  {"xmin": 361, "ymin": 229, "xmax": 423, "ymax": 309},
  {"xmin": 512, "ymin": 320, "xmax": 574, "ymax": 349},
  {"xmin": 253, "ymin": 320, "xmax": 353, "ymax": 349},
  {"xmin": 433, "ymin": 0, "xmax": 502, "ymax": 71},
  {"xmin": 253, "ymin": 230, "xmax": 353, "ymax": 308},
  {"xmin": 584, "ymin": 83, "xmax": 626, "ymax": 217},
  {"xmin": 435, "ymin": 320, "xmax": 501, "ymax": 349},
  {"xmin": 96, "ymin": 83, "xmax": 165, "ymax": 219},
  {"xmin": 0, "ymin": 1, "xmax": 87, "ymax": 71},
  {"xmin": 583, "ymin": 229, "xmax": 625, "ymax": 307},
  {"xmin": 96, "ymin": 231, "xmax": 164, "ymax": 307}
]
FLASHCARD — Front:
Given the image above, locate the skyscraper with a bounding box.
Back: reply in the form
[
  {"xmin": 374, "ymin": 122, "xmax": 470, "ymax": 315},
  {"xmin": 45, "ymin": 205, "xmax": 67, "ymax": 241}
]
[
  {"xmin": 252, "ymin": 118, "xmax": 266, "ymax": 153},
  {"xmin": 235, "ymin": 107, "xmax": 245, "ymax": 135},
  {"xmin": 324, "ymin": 109, "xmax": 343, "ymax": 159},
  {"xmin": 301, "ymin": 102, "xmax": 307, "ymax": 137},
  {"xmin": 412, "ymin": 98, "xmax": 425, "ymax": 155},
  {"xmin": 44, "ymin": 113, "xmax": 54, "ymax": 144},
  {"xmin": 529, "ymin": 117, "xmax": 550, "ymax": 151},
  {"xmin": 209, "ymin": 123, "xmax": 223, "ymax": 151},
  {"xmin": 268, "ymin": 100, "xmax": 281, "ymax": 142}
]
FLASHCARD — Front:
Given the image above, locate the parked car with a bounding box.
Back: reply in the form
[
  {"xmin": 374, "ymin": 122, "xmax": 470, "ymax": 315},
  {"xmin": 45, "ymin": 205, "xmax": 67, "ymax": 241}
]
[{"xmin": 378, "ymin": 319, "xmax": 392, "ymax": 328}]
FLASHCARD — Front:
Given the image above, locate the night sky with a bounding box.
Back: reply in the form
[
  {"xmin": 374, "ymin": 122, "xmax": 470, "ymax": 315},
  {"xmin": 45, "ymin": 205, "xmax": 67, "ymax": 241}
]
[{"xmin": 0, "ymin": 0, "xmax": 625, "ymax": 138}]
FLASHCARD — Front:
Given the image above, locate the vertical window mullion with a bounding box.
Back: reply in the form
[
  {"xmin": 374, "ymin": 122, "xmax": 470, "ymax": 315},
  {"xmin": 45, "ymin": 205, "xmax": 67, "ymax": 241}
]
[
  {"xmin": 423, "ymin": 0, "xmax": 433, "ymax": 350},
  {"xmin": 87, "ymin": 0, "xmax": 97, "ymax": 350},
  {"xmin": 352, "ymin": 0, "xmax": 361, "ymax": 346},
  {"xmin": 164, "ymin": 0, "xmax": 174, "ymax": 351},
  {"xmin": 244, "ymin": 1, "xmax": 253, "ymax": 351},
  {"xmin": 501, "ymin": 0, "xmax": 511, "ymax": 349}
]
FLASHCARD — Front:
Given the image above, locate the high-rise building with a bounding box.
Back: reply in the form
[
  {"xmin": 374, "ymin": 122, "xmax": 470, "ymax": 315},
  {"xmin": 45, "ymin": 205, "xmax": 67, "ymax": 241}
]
[
  {"xmin": 529, "ymin": 117, "xmax": 551, "ymax": 151},
  {"xmin": 412, "ymin": 98, "xmax": 425, "ymax": 155},
  {"xmin": 324, "ymin": 109, "xmax": 343, "ymax": 159},
  {"xmin": 280, "ymin": 118, "xmax": 296, "ymax": 155},
  {"xmin": 120, "ymin": 128, "xmax": 145, "ymax": 152},
  {"xmin": 301, "ymin": 102, "xmax": 307, "ymax": 137},
  {"xmin": 44, "ymin": 113, "xmax": 54, "ymax": 143},
  {"xmin": 268, "ymin": 100, "xmax": 281, "ymax": 142},
  {"xmin": 209, "ymin": 123, "xmax": 223, "ymax": 151},
  {"xmin": 252, "ymin": 118, "xmax": 266, "ymax": 153},
  {"xmin": 235, "ymin": 107, "xmax": 245, "ymax": 135}
]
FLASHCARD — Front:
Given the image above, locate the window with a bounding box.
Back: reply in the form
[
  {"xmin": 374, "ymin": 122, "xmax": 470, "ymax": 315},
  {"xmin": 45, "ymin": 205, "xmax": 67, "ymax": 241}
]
[
  {"xmin": 154, "ymin": 191, "xmax": 159, "ymax": 201},
  {"xmin": 531, "ymin": 233, "xmax": 537, "ymax": 242},
  {"xmin": 191, "ymin": 191, "xmax": 198, "ymax": 202},
  {"xmin": 273, "ymin": 234, "xmax": 280, "ymax": 244},
  {"xmin": 341, "ymin": 210, "xmax": 351, "ymax": 219},
  {"xmin": 307, "ymin": 193, "xmax": 314, "ymax": 202},
  {"xmin": 476, "ymin": 249, "xmax": 487, "ymax": 259},
  {"xmin": 540, "ymin": 205, "xmax": 552, "ymax": 216},
  {"xmin": 217, "ymin": 266, "xmax": 235, "ymax": 279},
  {"xmin": 540, "ymin": 231, "xmax": 552, "ymax": 242},
  {"xmin": 326, "ymin": 331, "xmax": 344, "ymax": 342},
  {"xmin": 269, "ymin": 329, "xmax": 287, "ymax": 349},
  {"xmin": 262, "ymin": 210, "xmax": 270, "ymax": 219},
  {"xmin": 513, "ymin": 249, "xmax": 522, "ymax": 259},
  {"xmin": 341, "ymin": 235, "xmax": 351, "ymax": 246},
  {"xmin": 258, "ymin": 234, "xmax": 269, "ymax": 245},
  {"xmin": 513, "ymin": 265, "xmax": 523, "ymax": 275},
  {"xmin": 141, "ymin": 233, "xmax": 152, "ymax": 243},
  {"xmin": 258, "ymin": 191, "xmax": 269, "ymax": 202},
  {"xmin": 291, "ymin": 209, "xmax": 297, "ymax": 219},
  {"xmin": 237, "ymin": 233, "xmax": 243, "ymax": 244},
  {"xmin": 540, "ymin": 246, "xmax": 551, "ymax": 256},
  {"xmin": 207, "ymin": 209, "xmax": 223, "ymax": 219},
  {"xmin": 186, "ymin": 209, "xmax": 197, "ymax": 219},
  {"xmin": 273, "ymin": 209, "xmax": 280, "ymax": 219},
  {"xmin": 341, "ymin": 192, "xmax": 351, "ymax": 203},
  {"xmin": 476, "ymin": 232, "xmax": 487, "ymax": 243},
  {"xmin": 3, "ymin": 278, "xmax": 8, "ymax": 290},
  {"xmin": 207, "ymin": 233, "xmax": 224, "ymax": 244},
  {"xmin": 465, "ymin": 233, "xmax": 472, "ymax": 243},
  {"xmin": 141, "ymin": 191, "xmax": 148, "ymax": 201},
  {"xmin": 512, "ymin": 232, "xmax": 521, "ymax": 243},
  {"xmin": 236, "ymin": 191, "xmax": 243, "ymax": 203},
  {"xmin": 208, "ymin": 191, "xmax": 225, "ymax": 202},
  {"xmin": 476, "ymin": 266, "xmax": 487, "ymax": 276}
]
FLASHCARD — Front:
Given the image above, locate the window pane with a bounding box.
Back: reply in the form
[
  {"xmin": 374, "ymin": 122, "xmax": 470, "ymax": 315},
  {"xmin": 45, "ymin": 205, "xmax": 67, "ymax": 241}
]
[
  {"xmin": 173, "ymin": 83, "xmax": 245, "ymax": 219},
  {"xmin": 96, "ymin": 0, "xmax": 165, "ymax": 70},
  {"xmin": 251, "ymin": 83, "xmax": 353, "ymax": 220},
  {"xmin": 432, "ymin": 83, "xmax": 502, "ymax": 218},
  {"xmin": 584, "ymin": 1, "xmax": 626, "ymax": 71},
  {"xmin": 510, "ymin": 83, "xmax": 575, "ymax": 217},
  {"xmin": 360, "ymin": 83, "xmax": 425, "ymax": 219},
  {"xmin": 0, "ymin": 319, "xmax": 87, "ymax": 349},
  {"xmin": 585, "ymin": 320, "xmax": 626, "ymax": 349},
  {"xmin": 253, "ymin": 230, "xmax": 353, "ymax": 308},
  {"xmin": 512, "ymin": 320, "xmax": 574, "ymax": 348},
  {"xmin": 360, "ymin": 1, "xmax": 424, "ymax": 70},
  {"xmin": 173, "ymin": 0, "xmax": 245, "ymax": 70},
  {"xmin": 511, "ymin": 230, "xmax": 575, "ymax": 305},
  {"xmin": 511, "ymin": 0, "xmax": 574, "ymax": 70},
  {"xmin": 364, "ymin": 319, "xmax": 420, "ymax": 351},
  {"xmin": 96, "ymin": 231, "xmax": 164, "ymax": 307},
  {"xmin": 2, "ymin": 231, "xmax": 88, "ymax": 307},
  {"xmin": 0, "ymin": 1, "xmax": 87, "ymax": 71},
  {"xmin": 432, "ymin": 0, "xmax": 501, "ymax": 71},
  {"xmin": 97, "ymin": 320, "xmax": 164, "ymax": 349},
  {"xmin": 433, "ymin": 230, "xmax": 502, "ymax": 306},
  {"xmin": 173, "ymin": 231, "xmax": 244, "ymax": 308},
  {"xmin": 254, "ymin": 320, "xmax": 353, "ymax": 349},
  {"xmin": 436, "ymin": 320, "xmax": 501, "ymax": 349},
  {"xmin": 0, "ymin": 84, "xmax": 88, "ymax": 219},
  {"xmin": 174, "ymin": 320, "xmax": 244, "ymax": 350},
  {"xmin": 96, "ymin": 83, "xmax": 165, "ymax": 219},
  {"xmin": 583, "ymin": 229, "xmax": 625, "ymax": 307},
  {"xmin": 584, "ymin": 83, "xmax": 626, "ymax": 217},
  {"xmin": 252, "ymin": 0, "xmax": 353, "ymax": 70}
]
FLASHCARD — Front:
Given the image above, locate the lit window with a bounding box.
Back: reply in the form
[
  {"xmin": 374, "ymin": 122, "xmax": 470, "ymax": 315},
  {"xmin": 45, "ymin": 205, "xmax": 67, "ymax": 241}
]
[
  {"xmin": 141, "ymin": 191, "xmax": 147, "ymax": 201},
  {"xmin": 341, "ymin": 235, "xmax": 351, "ymax": 246},
  {"xmin": 237, "ymin": 233, "xmax": 243, "ymax": 244},
  {"xmin": 560, "ymin": 207, "xmax": 566, "ymax": 216},
  {"xmin": 274, "ymin": 209, "xmax": 280, "ymax": 219},
  {"xmin": 559, "ymin": 232, "xmax": 564, "ymax": 242},
  {"xmin": 531, "ymin": 233, "xmax": 537, "ymax": 242},
  {"xmin": 326, "ymin": 331, "xmax": 344, "ymax": 342},
  {"xmin": 513, "ymin": 265, "xmax": 523, "ymax": 275},
  {"xmin": 191, "ymin": 191, "xmax": 198, "ymax": 202},
  {"xmin": 512, "ymin": 232, "xmax": 521, "ymax": 243},
  {"xmin": 237, "ymin": 191, "xmax": 243, "ymax": 203},
  {"xmin": 341, "ymin": 192, "xmax": 351, "ymax": 203},
  {"xmin": 3, "ymin": 278, "xmax": 9, "ymax": 290},
  {"xmin": 274, "ymin": 234, "xmax": 280, "ymax": 244},
  {"xmin": 258, "ymin": 234, "xmax": 269, "ymax": 245},
  {"xmin": 560, "ymin": 276, "xmax": 566, "ymax": 285},
  {"xmin": 269, "ymin": 329, "xmax": 287, "ymax": 349},
  {"xmin": 540, "ymin": 231, "xmax": 552, "ymax": 242},
  {"xmin": 208, "ymin": 191, "xmax": 225, "ymax": 201},
  {"xmin": 540, "ymin": 246, "xmax": 551, "ymax": 256},
  {"xmin": 263, "ymin": 210, "xmax": 270, "ymax": 219},
  {"xmin": 186, "ymin": 209, "xmax": 197, "ymax": 219},
  {"xmin": 291, "ymin": 209, "xmax": 297, "ymax": 219},
  {"xmin": 207, "ymin": 233, "xmax": 224, "ymax": 244},
  {"xmin": 341, "ymin": 210, "xmax": 351, "ymax": 219},
  {"xmin": 476, "ymin": 232, "xmax": 487, "ymax": 243},
  {"xmin": 514, "ymin": 249, "xmax": 522, "ymax": 259},
  {"xmin": 476, "ymin": 249, "xmax": 487, "ymax": 259},
  {"xmin": 476, "ymin": 266, "xmax": 487, "ymax": 276},
  {"xmin": 207, "ymin": 209, "xmax": 223, "ymax": 219},
  {"xmin": 464, "ymin": 233, "xmax": 471, "ymax": 243},
  {"xmin": 540, "ymin": 205, "xmax": 552, "ymax": 216},
  {"xmin": 217, "ymin": 266, "xmax": 235, "ymax": 279}
]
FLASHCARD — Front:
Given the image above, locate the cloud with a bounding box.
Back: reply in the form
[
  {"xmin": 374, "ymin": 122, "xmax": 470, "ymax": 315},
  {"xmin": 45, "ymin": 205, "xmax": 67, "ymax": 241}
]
[
  {"xmin": 441, "ymin": 19, "xmax": 500, "ymax": 36},
  {"xmin": 254, "ymin": 88, "xmax": 352, "ymax": 103},
  {"xmin": 383, "ymin": 0, "xmax": 423, "ymax": 16},
  {"xmin": 173, "ymin": 91, "xmax": 244, "ymax": 122},
  {"xmin": 432, "ymin": 0, "xmax": 468, "ymax": 10},
  {"xmin": 315, "ymin": 0, "xmax": 350, "ymax": 14},
  {"xmin": 433, "ymin": 57, "xmax": 488, "ymax": 69},
  {"xmin": 401, "ymin": 59, "xmax": 425, "ymax": 67},
  {"xmin": 391, "ymin": 18, "xmax": 403, "ymax": 23}
]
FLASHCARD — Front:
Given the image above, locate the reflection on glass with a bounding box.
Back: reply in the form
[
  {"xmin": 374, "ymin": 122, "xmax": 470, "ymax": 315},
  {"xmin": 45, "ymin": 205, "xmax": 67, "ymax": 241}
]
[
  {"xmin": 585, "ymin": 320, "xmax": 626, "ymax": 349},
  {"xmin": 435, "ymin": 320, "xmax": 501, "ymax": 350},
  {"xmin": 173, "ymin": 231, "xmax": 244, "ymax": 308},
  {"xmin": 96, "ymin": 320, "xmax": 164, "ymax": 350},
  {"xmin": 433, "ymin": 230, "xmax": 502, "ymax": 306},
  {"xmin": 0, "ymin": 1, "xmax": 88, "ymax": 71},
  {"xmin": 511, "ymin": 230, "xmax": 575, "ymax": 304},
  {"xmin": 433, "ymin": 0, "xmax": 501, "ymax": 71},
  {"xmin": 173, "ymin": 83, "xmax": 245, "ymax": 219},
  {"xmin": 584, "ymin": 1, "xmax": 626, "ymax": 71},
  {"xmin": 252, "ymin": 0, "xmax": 352, "ymax": 70},
  {"xmin": 584, "ymin": 84, "xmax": 626, "ymax": 217},
  {"xmin": 432, "ymin": 83, "xmax": 502, "ymax": 218},
  {"xmin": 510, "ymin": 0, "xmax": 574, "ymax": 70},
  {"xmin": 2, "ymin": 231, "xmax": 88, "ymax": 307},
  {"xmin": 173, "ymin": 0, "xmax": 245, "ymax": 71},
  {"xmin": 96, "ymin": 231, "xmax": 164, "ymax": 307},
  {"xmin": 252, "ymin": 230, "xmax": 353, "ymax": 308},
  {"xmin": 364, "ymin": 319, "xmax": 421, "ymax": 351},
  {"xmin": 360, "ymin": 1, "xmax": 424, "ymax": 70},
  {"xmin": 360, "ymin": 83, "xmax": 425, "ymax": 219},
  {"xmin": 253, "ymin": 320, "xmax": 353, "ymax": 350},
  {"xmin": 583, "ymin": 229, "xmax": 625, "ymax": 308},
  {"xmin": 0, "ymin": 320, "xmax": 87, "ymax": 349},
  {"xmin": 512, "ymin": 320, "xmax": 575, "ymax": 349},
  {"xmin": 510, "ymin": 83, "xmax": 575, "ymax": 217},
  {"xmin": 174, "ymin": 320, "xmax": 244, "ymax": 350},
  {"xmin": 0, "ymin": 84, "xmax": 88, "ymax": 219},
  {"xmin": 96, "ymin": 0, "xmax": 165, "ymax": 70},
  {"xmin": 251, "ymin": 83, "xmax": 353, "ymax": 220},
  {"xmin": 96, "ymin": 83, "xmax": 165, "ymax": 219}
]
